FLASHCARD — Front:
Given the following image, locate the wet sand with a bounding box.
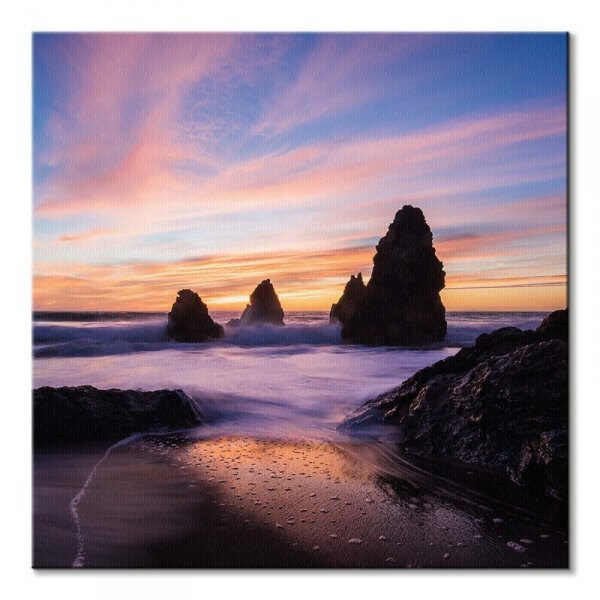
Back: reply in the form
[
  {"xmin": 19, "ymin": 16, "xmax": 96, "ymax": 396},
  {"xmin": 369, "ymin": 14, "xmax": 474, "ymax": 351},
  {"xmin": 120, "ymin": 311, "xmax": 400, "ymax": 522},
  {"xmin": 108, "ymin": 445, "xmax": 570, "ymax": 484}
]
[{"xmin": 33, "ymin": 435, "xmax": 568, "ymax": 568}]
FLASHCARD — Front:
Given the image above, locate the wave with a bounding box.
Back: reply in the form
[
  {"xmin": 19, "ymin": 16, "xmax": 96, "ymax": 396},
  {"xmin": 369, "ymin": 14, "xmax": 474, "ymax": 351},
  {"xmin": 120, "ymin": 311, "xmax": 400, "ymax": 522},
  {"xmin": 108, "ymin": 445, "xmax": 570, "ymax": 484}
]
[
  {"xmin": 32, "ymin": 312, "xmax": 548, "ymax": 358},
  {"xmin": 33, "ymin": 319, "xmax": 343, "ymax": 358},
  {"xmin": 224, "ymin": 322, "xmax": 341, "ymax": 346},
  {"xmin": 444, "ymin": 313, "xmax": 547, "ymax": 347},
  {"xmin": 34, "ymin": 322, "xmax": 168, "ymax": 345},
  {"xmin": 34, "ymin": 318, "xmax": 170, "ymax": 358},
  {"xmin": 33, "ymin": 311, "xmax": 165, "ymax": 322}
]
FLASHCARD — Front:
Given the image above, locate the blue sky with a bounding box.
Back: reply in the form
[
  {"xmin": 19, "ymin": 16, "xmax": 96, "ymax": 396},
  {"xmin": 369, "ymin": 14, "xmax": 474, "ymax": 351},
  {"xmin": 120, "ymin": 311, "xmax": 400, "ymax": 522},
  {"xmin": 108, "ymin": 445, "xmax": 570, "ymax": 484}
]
[{"xmin": 32, "ymin": 33, "xmax": 567, "ymax": 310}]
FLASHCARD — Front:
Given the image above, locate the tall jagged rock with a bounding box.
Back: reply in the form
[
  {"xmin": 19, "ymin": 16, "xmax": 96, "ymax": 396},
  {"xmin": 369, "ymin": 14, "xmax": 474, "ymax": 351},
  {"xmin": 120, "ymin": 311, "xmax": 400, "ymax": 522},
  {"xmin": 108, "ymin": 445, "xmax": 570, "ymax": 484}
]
[
  {"xmin": 342, "ymin": 206, "xmax": 446, "ymax": 345},
  {"xmin": 240, "ymin": 279, "xmax": 285, "ymax": 325},
  {"xmin": 165, "ymin": 289, "xmax": 224, "ymax": 342},
  {"xmin": 330, "ymin": 273, "xmax": 367, "ymax": 324}
]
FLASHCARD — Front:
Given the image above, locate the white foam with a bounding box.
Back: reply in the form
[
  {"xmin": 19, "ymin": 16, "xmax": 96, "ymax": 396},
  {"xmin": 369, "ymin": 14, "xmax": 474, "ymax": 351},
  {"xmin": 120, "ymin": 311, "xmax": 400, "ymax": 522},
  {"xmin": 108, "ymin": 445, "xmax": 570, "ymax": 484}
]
[
  {"xmin": 69, "ymin": 433, "xmax": 143, "ymax": 567},
  {"xmin": 34, "ymin": 312, "xmax": 549, "ymax": 442}
]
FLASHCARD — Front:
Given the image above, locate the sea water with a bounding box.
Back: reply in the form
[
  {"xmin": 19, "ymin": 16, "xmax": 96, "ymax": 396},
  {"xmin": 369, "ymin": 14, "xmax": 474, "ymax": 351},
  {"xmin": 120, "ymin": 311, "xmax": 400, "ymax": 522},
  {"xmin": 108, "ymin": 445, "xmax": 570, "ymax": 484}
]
[{"xmin": 32, "ymin": 311, "xmax": 549, "ymax": 440}]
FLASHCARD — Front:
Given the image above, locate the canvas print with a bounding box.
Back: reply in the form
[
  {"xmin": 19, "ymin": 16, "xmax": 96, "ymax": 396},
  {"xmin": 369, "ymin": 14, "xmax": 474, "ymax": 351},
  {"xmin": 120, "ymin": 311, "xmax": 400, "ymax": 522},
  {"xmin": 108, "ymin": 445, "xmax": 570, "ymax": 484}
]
[{"xmin": 32, "ymin": 33, "xmax": 568, "ymax": 568}]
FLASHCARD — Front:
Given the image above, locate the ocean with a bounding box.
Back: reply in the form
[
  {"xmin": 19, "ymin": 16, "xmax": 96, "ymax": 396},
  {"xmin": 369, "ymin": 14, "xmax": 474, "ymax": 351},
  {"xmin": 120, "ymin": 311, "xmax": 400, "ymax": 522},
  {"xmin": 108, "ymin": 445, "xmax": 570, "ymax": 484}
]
[
  {"xmin": 33, "ymin": 310, "xmax": 571, "ymax": 568},
  {"xmin": 32, "ymin": 311, "xmax": 549, "ymax": 441}
]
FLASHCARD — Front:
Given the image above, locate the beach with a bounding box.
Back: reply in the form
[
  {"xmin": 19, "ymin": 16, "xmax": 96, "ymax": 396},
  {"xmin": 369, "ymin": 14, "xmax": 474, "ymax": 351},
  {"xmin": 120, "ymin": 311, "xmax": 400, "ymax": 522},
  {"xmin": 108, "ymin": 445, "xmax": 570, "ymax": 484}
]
[
  {"xmin": 34, "ymin": 433, "xmax": 567, "ymax": 568},
  {"xmin": 32, "ymin": 311, "xmax": 568, "ymax": 568}
]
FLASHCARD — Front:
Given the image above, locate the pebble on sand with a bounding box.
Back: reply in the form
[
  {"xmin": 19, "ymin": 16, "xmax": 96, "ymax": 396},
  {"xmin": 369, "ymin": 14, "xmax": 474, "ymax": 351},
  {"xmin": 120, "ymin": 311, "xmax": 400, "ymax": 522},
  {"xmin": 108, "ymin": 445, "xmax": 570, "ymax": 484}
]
[
  {"xmin": 443, "ymin": 553, "xmax": 450, "ymax": 559},
  {"xmin": 348, "ymin": 538, "xmax": 363, "ymax": 544},
  {"xmin": 506, "ymin": 541, "xmax": 527, "ymax": 552}
]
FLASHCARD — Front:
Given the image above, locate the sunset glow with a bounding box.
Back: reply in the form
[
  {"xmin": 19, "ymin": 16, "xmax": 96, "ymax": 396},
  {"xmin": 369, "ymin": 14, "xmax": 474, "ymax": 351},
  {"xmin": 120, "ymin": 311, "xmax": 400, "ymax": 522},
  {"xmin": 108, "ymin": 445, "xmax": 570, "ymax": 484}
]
[{"xmin": 33, "ymin": 33, "xmax": 567, "ymax": 312}]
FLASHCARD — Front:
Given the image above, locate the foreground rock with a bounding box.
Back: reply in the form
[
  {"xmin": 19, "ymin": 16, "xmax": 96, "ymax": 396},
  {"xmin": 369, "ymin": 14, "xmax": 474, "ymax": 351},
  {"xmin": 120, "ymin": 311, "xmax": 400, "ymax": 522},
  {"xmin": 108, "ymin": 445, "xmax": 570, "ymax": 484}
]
[
  {"xmin": 341, "ymin": 206, "xmax": 446, "ymax": 345},
  {"xmin": 165, "ymin": 289, "xmax": 224, "ymax": 342},
  {"xmin": 240, "ymin": 279, "xmax": 285, "ymax": 325},
  {"xmin": 34, "ymin": 385, "xmax": 203, "ymax": 444},
  {"xmin": 330, "ymin": 273, "xmax": 367, "ymax": 324},
  {"xmin": 341, "ymin": 309, "xmax": 568, "ymax": 502}
]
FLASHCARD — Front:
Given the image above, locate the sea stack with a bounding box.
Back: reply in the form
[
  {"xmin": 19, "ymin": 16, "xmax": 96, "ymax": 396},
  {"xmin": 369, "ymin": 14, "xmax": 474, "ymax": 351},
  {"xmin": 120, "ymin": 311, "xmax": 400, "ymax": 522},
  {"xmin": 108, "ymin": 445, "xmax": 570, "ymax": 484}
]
[
  {"xmin": 165, "ymin": 289, "xmax": 224, "ymax": 342},
  {"xmin": 342, "ymin": 206, "xmax": 446, "ymax": 345},
  {"xmin": 240, "ymin": 279, "xmax": 285, "ymax": 325},
  {"xmin": 330, "ymin": 273, "xmax": 367, "ymax": 324}
]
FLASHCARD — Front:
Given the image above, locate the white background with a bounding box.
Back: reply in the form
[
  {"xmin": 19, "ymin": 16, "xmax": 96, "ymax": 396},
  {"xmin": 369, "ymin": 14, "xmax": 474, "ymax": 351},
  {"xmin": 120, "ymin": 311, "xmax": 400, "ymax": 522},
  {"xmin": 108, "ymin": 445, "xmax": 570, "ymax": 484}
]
[{"xmin": 1, "ymin": 1, "xmax": 598, "ymax": 598}]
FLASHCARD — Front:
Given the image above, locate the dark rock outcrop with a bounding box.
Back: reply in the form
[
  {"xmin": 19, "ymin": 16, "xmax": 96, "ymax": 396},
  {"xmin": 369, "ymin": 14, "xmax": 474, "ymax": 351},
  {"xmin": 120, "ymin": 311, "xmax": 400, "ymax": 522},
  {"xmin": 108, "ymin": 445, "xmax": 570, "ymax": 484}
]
[
  {"xmin": 34, "ymin": 385, "xmax": 203, "ymax": 445},
  {"xmin": 240, "ymin": 279, "xmax": 285, "ymax": 326},
  {"xmin": 537, "ymin": 307, "xmax": 568, "ymax": 342},
  {"xmin": 341, "ymin": 309, "xmax": 568, "ymax": 502},
  {"xmin": 165, "ymin": 289, "xmax": 224, "ymax": 342},
  {"xmin": 341, "ymin": 206, "xmax": 446, "ymax": 345},
  {"xmin": 330, "ymin": 273, "xmax": 367, "ymax": 324}
]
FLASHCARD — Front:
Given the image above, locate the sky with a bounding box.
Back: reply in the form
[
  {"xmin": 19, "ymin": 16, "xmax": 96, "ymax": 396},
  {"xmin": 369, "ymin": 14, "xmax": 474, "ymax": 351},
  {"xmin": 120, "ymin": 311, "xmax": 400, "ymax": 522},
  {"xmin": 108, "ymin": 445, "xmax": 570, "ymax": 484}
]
[{"xmin": 32, "ymin": 33, "xmax": 568, "ymax": 312}]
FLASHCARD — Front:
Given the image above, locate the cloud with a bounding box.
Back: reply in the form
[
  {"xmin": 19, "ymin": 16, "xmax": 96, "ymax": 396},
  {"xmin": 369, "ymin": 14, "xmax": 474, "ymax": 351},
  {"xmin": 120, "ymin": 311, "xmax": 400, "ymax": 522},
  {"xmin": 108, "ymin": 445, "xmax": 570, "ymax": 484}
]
[
  {"xmin": 34, "ymin": 34, "xmax": 240, "ymax": 213},
  {"xmin": 33, "ymin": 34, "xmax": 567, "ymax": 312},
  {"xmin": 33, "ymin": 245, "xmax": 375, "ymax": 311},
  {"xmin": 34, "ymin": 34, "xmax": 565, "ymax": 234},
  {"xmin": 57, "ymin": 228, "xmax": 112, "ymax": 243},
  {"xmin": 36, "ymin": 99, "xmax": 566, "ymax": 238},
  {"xmin": 33, "ymin": 211, "xmax": 567, "ymax": 312},
  {"xmin": 251, "ymin": 34, "xmax": 425, "ymax": 138}
]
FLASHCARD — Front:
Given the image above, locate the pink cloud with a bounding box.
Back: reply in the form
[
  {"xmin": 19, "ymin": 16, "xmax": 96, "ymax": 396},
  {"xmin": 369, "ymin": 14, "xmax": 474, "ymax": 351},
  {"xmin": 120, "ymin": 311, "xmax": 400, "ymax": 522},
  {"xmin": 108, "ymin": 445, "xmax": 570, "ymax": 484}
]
[
  {"xmin": 195, "ymin": 103, "xmax": 565, "ymax": 218},
  {"xmin": 33, "ymin": 34, "xmax": 566, "ymax": 303},
  {"xmin": 35, "ymin": 34, "xmax": 239, "ymax": 214},
  {"xmin": 57, "ymin": 228, "xmax": 113, "ymax": 243}
]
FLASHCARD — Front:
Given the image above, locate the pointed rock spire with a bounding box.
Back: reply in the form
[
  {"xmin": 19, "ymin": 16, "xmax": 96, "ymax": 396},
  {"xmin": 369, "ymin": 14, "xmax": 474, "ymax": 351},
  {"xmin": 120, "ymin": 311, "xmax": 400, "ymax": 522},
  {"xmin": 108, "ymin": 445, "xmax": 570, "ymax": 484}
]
[
  {"xmin": 240, "ymin": 279, "xmax": 285, "ymax": 325},
  {"xmin": 330, "ymin": 273, "xmax": 367, "ymax": 324},
  {"xmin": 165, "ymin": 289, "xmax": 224, "ymax": 342},
  {"xmin": 342, "ymin": 206, "xmax": 447, "ymax": 345}
]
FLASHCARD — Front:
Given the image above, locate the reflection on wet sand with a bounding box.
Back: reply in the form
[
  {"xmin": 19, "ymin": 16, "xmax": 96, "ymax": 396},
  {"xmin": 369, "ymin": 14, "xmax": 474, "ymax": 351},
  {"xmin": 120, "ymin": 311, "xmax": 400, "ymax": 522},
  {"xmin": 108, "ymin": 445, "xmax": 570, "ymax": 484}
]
[{"xmin": 34, "ymin": 435, "xmax": 568, "ymax": 568}]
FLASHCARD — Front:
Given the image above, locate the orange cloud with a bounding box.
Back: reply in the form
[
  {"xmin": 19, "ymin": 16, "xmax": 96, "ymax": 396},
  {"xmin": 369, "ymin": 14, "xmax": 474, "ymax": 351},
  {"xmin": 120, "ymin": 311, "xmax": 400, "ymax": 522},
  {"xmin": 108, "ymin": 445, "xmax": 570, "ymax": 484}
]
[
  {"xmin": 33, "ymin": 234, "xmax": 567, "ymax": 313},
  {"xmin": 33, "ymin": 246, "xmax": 375, "ymax": 312}
]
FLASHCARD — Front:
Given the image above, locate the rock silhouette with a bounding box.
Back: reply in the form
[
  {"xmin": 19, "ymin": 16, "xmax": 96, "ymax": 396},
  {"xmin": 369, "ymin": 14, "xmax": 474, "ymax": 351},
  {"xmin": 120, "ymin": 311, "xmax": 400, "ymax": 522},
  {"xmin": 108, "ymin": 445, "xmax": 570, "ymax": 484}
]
[
  {"xmin": 537, "ymin": 307, "xmax": 568, "ymax": 342},
  {"xmin": 341, "ymin": 206, "xmax": 446, "ymax": 345},
  {"xmin": 240, "ymin": 279, "xmax": 285, "ymax": 325},
  {"xmin": 34, "ymin": 386, "xmax": 203, "ymax": 444},
  {"xmin": 165, "ymin": 289, "xmax": 224, "ymax": 342},
  {"xmin": 341, "ymin": 309, "xmax": 568, "ymax": 506},
  {"xmin": 329, "ymin": 273, "xmax": 367, "ymax": 324}
]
